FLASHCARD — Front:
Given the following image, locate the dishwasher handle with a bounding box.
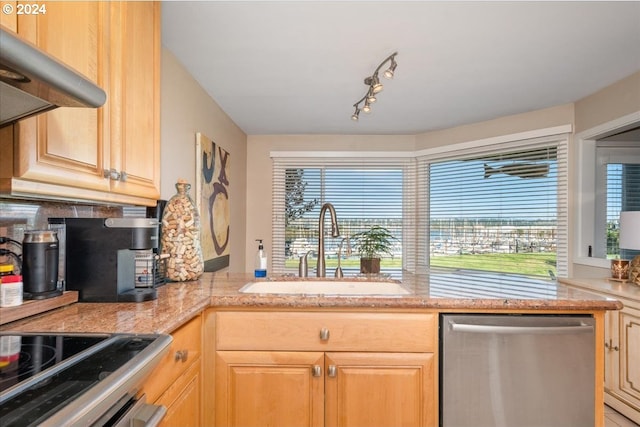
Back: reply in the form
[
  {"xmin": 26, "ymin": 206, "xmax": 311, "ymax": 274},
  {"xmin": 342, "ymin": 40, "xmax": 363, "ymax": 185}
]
[{"xmin": 449, "ymin": 321, "xmax": 594, "ymax": 335}]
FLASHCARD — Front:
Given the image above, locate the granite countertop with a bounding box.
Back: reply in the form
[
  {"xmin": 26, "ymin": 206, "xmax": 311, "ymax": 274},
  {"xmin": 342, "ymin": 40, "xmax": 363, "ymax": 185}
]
[
  {"xmin": 0, "ymin": 271, "xmax": 622, "ymax": 335},
  {"xmin": 559, "ymin": 277, "xmax": 640, "ymax": 302},
  {"xmin": 0, "ymin": 279, "xmax": 211, "ymax": 334},
  {"xmin": 209, "ymin": 271, "xmax": 623, "ymax": 311}
]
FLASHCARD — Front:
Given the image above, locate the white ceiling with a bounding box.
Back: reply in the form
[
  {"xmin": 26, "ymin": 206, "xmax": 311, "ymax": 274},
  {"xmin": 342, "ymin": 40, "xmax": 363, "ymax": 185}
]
[{"xmin": 161, "ymin": 1, "xmax": 640, "ymax": 135}]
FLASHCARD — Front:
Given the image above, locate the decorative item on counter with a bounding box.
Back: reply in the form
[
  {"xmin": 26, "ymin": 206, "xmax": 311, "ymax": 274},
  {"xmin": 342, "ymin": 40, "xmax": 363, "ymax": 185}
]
[
  {"xmin": 0, "ymin": 274, "xmax": 23, "ymax": 307},
  {"xmin": 610, "ymin": 259, "xmax": 630, "ymax": 281},
  {"xmin": 161, "ymin": 179, "xmax": 204, "ymax": 281},
  {"xmin": 619, "ymin": 211, "xmax": 640, "ymax": 286},
  {"xmin": 351, "ymin": 225, "xmax": 396, "ymax": 274}
]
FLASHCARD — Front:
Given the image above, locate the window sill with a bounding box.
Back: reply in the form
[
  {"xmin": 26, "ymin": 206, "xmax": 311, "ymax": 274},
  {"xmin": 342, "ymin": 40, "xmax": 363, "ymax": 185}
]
[{"xmin": 573, "ymin": 257, "xmax": 611, "ymax": 269}]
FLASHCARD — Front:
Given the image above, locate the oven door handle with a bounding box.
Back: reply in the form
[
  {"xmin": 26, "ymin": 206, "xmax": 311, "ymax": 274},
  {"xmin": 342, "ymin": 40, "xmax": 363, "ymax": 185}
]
[{"xmin": 114, "ymin": 394, "xmax": 167, "ymax": 427}]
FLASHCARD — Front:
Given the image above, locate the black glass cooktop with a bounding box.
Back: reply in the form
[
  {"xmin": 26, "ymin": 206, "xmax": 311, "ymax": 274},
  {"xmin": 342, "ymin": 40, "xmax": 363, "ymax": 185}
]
[{"xmin": 0, "ymin": 333, "xmax": 158, "ymax": 427}]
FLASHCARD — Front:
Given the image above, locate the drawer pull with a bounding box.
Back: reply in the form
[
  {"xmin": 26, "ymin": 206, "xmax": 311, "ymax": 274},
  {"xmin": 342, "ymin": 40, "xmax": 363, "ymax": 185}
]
[
  {"xmin": 175, "ymin": 349, "xmax": 189, "ymax": 362},
  {"xmin": 328, "ymin": 365, "xmax": 337, "ymax": 378},
  {"xmin": 605, "ymin": 340, "xmax": 619, "ymax": 352},
  {"xmin": 319, "ymin": 328, "xmax": 330, "ymax": 341},
  {"xmin": 312, "ymin": 365, "xmax": 322, "ymax": 377}
]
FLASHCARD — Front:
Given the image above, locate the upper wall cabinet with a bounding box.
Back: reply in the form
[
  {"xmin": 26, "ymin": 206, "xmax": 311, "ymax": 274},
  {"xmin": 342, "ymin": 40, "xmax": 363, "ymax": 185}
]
[{"xmin": 0, "ymin": 1, "xmax": 160, "ymax": 206}]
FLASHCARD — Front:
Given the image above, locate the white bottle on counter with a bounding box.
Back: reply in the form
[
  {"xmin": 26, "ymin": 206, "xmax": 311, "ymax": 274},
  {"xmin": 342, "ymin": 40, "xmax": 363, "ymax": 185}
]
[{"xmin": 254, "ymin": 239, "xmax": 267, "ymax": 278}]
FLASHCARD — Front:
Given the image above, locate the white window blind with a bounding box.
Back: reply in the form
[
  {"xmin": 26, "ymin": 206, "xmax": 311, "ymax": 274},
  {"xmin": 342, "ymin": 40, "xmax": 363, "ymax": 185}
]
[
  {"xmin": 271, "ymin": 156, "xmax": 416, "ymax": 276},
  {"xmin": 419, "ymin": 136, "xmax": 569, "ymax": 278}
]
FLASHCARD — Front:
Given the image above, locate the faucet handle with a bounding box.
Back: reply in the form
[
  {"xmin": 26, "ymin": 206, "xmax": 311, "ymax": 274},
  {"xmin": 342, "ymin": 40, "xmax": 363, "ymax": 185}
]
[{"xmin": 298, "ymin": 250, "xmax": 312, "ymax": 277}]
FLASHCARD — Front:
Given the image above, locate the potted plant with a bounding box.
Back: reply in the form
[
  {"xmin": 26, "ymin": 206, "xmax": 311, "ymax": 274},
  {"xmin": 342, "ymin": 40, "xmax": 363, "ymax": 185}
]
[{"xmin": 351, "ymin": 225, "xmax": 396, "ymax": 274}]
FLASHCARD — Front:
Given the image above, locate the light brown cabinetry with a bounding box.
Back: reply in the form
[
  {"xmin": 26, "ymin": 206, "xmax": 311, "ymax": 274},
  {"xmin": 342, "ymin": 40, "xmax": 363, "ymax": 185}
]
[
  {"xmin": 0, "ymin": 1, "xmax": 160, "ymax": 206},
  {"xmin": 141, "ymin": 314, "xmax": 202, "ymax": 427},
  {"xmin": 562, "ymin": 279, "xmax": 640, "ymax": 424},
  {"xmin": 214, "ymin": 311, "xmax": 437, "ymax": 427},
  {"xmin": 605, "ymin": 302, "xmax": 640, "ymax": 423}
]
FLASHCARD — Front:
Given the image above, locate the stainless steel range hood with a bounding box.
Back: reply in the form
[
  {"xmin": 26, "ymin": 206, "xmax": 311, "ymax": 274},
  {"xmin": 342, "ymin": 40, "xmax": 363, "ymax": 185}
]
[{"xmin": 0, "ymin": 27, "xmax": 106, "ymax": 127}]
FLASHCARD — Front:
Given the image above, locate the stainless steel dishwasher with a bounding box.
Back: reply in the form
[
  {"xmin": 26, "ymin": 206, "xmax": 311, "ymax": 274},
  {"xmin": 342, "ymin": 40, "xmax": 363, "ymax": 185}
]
[{"xmin": 440, "ymin": 314, "xmax": 595, "ymax": 427}]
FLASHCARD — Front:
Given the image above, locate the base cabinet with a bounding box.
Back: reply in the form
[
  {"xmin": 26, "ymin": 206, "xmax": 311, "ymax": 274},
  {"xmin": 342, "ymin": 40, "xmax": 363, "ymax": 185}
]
[
  {"xmin": 156, "ymin": 360, "xmax": 202, "ymax": 427},
  {"xmin": 213, "ymin": 311, "xmax": 437, "ymax": 427},
  {"xmin": 216, "ymin": 351, "xmax": 324, "ymax": 427},
  {"xmin": 140, "ymin": 314, "xmax": 202, "ymax": 427},
  {"xmin": 605, "ymin": 304, "xmax": 640, "ymax": 424},
  {"xmin": 562, "ymin": 279, "xmax": 640, "ymax": 424}
]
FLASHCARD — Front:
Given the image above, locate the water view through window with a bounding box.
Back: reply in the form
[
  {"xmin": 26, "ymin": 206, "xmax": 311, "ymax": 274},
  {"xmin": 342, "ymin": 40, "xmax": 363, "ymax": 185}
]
[{"xmin": 277, "ymin": 143, "xmax": 566, "ymax": 278}]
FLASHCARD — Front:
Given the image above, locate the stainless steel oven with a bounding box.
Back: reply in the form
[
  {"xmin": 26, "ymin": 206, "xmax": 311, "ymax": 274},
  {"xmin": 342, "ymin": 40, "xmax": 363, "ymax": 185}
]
[{"xmin": 0, "ymin": 332, "xmax": 172, "ymax": 426}]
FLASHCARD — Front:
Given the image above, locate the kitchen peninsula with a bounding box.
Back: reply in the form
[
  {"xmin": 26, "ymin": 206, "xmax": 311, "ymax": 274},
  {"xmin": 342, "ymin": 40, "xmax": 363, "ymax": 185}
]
[{"xmin": 0, "ymin": 272, "xmax": 622, "ymax": 427}]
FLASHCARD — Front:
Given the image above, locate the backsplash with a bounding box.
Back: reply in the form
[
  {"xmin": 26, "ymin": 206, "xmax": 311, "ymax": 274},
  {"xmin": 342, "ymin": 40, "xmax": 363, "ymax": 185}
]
[{"xmin": 0, "ymin": 199, "xmax": 146, "ymax": 275}]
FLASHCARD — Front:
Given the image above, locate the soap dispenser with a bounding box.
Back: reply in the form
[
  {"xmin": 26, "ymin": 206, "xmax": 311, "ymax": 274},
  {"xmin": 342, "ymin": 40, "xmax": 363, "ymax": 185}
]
[{"xmin": 254, "ymin": 239, "xmax": 267, "ymax": 278}]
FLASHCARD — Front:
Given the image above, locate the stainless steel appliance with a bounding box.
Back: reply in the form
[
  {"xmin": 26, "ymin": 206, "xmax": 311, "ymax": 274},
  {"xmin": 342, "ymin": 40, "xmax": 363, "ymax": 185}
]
[
  {"xmin": 21, "ymin": 230, "xmax": 61, "ymax": 300},
  {"xmin": 0, "ymin": 332, "xmax": 172, "ymax": 426},
  {"xmin": 49, "ymin": 217, "xmax": 163, "ymax": 302},
  {"xmin": 0, "ymin": 28, "xmax": 106, "ymax": 127},
  {"xmin": 441, "ymin": 314, "xmax": 595, "ymax": 427}
]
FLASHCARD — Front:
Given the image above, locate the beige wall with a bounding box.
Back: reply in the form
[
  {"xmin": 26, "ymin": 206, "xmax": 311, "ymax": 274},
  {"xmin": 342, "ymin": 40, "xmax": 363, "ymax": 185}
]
[
  {"xmin": 245, "ymin": 134, "xmax": 416, "ymax": 273},
  {"xmin": 575, "ymin": 71, "xmax": 640, "ymax": 134},
  {"xmin": 161, "ymin": 48, "xmax": 247, "ymax": 272},
  {"xmin": 415, "ymin": 104, "xmax": 575, "ymax": 149}
]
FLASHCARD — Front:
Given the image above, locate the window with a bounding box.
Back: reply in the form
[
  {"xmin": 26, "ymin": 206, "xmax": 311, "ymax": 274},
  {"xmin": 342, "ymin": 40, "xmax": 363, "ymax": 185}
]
[
  {"xmin": 423, "ymin": 143, "xmax": 566, "ymax": 278},
  {"xmin": 595, "ymin": 142, "xmax": 640, "ymax": 259},
  {"xmin": 575, "ymin": 115, "xmax": 640, "ymax": 268},
  {"xmin": 272, "ymin": 129, "xmax": 569, "ymax": 278},
  {"xmin": 271, "ymin": 156, "xmax": 414, "ymax": 277}
]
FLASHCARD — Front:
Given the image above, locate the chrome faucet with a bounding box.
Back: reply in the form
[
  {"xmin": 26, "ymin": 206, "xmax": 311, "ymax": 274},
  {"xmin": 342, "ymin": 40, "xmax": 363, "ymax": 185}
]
[{"xmin": 317, "ymin": 202, "xmax": 340, "ymax": 277}]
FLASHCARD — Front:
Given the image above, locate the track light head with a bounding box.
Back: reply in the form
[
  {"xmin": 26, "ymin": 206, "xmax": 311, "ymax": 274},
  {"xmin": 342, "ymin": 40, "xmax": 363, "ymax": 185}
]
[
  {"xmin": 383, "ymin": 58, "xmax": 397, "ymax": 79},
  {"xmin": 366, "ymin": 88, "xmax": 377, "ymax": 104},
  {"xmin": 363, "ymin": 100, "xmax": 371, "ymax": 113},
  {"xmin": 371, "ymin": 74, "xmax": 383, "ymax": 93},
  {"xmin": 351, "ymin": 105, "xmax": 360, "ymax": 121}
]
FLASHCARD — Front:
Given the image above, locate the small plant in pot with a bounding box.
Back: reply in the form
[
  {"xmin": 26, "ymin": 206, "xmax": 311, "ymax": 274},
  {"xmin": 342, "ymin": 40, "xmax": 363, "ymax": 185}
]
[{"xmin": 351, "ymin": 225, "xmax": 396, "ymax": 274}]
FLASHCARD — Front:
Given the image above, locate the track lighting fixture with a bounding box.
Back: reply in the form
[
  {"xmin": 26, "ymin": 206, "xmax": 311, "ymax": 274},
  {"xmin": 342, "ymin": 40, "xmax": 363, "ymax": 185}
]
[{"xmin": 351, "ymin": 52, "xmax": 398, "ymax": 121}]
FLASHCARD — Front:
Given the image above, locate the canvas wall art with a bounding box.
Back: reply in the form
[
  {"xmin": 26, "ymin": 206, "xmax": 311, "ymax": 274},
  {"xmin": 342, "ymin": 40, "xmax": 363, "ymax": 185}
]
[{"xmin": 196, "ymin": 132, "xmax": 230, "ymax": 271}]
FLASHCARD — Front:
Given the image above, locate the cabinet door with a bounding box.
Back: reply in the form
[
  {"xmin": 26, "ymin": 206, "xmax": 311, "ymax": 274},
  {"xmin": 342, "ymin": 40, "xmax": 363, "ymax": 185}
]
[
  {"xmin": 604, "ymin": 309, "xmax": 619, "ymax": 393},
  {"xmin": 325, "ymin": 352, "xmax": 436, "ymax": 427},
  {"xmin": 619, "ymin": 306, "xmax": 640, "ymax": 405},
  {"xmin": 13, "ymin": 1, "xmax": 110, "ymax": 192},
  {"xmin": 108, "ymin": 0, "xmax": 160, "ymax": 199},
  {"xmin": 216, "ymin": 351, "xmax": 324, "ymax": 427},
  {"xmin": 156, "ymin": 359, "xmax": 201, "ymax": 427}
]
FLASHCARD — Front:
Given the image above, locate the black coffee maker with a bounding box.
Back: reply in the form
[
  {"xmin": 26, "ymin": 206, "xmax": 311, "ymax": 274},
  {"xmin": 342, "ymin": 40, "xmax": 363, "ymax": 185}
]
[{"xmin": 49, "ymin": 217, "xmax": 161, "ymax": 302}]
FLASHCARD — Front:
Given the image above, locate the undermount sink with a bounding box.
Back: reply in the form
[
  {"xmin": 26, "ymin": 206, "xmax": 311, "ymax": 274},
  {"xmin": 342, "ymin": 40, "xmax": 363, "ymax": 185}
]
[{"xmin": 239, "ymin": 279, "xmax": 410, "ymax": 296}]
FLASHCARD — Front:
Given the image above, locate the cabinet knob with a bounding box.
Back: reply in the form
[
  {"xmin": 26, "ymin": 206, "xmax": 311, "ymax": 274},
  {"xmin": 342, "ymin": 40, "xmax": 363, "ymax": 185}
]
[
  {"xmin": 327, "ymin": 365, "xmax": 337, "ymax": 378},
  {"xmin": 175, "ymin": 349, "xmax": 189, "ymax": 362},
  {"xmin": 312, "ymin": 365, "xmax": 322, "ymax": 377},
  {"xmin": 120, "ymin": 171, "xmax": 128, "ymax": 182},
  {"xmin": 319, "ymin": 328, "xmax": 330, "ymax": 341}
]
